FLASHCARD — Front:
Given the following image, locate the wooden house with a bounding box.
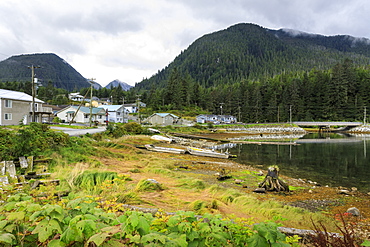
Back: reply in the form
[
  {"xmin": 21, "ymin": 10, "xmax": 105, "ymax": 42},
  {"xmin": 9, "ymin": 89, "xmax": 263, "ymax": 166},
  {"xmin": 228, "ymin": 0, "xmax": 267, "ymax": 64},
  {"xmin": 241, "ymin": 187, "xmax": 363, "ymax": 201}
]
[
  {"xmin": 146, "ymin": 113, "xmax": 180, "ymax": 126},
  {"xmin": 0, "ymin": 89, "xmax": 52, "ymax": 125}
]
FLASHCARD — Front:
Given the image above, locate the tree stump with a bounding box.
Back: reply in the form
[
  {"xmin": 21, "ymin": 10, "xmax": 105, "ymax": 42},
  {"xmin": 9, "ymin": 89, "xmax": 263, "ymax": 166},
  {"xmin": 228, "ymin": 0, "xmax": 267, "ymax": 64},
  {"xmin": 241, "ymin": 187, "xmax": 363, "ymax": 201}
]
[{"xmin": 259, "ymin": 166, "xmax": 289, "ymax": 192}]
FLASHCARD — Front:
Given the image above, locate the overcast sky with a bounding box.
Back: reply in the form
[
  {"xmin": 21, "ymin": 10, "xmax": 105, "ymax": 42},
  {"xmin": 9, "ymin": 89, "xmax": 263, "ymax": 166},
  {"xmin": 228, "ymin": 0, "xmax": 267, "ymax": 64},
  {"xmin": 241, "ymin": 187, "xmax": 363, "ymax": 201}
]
[{"xmin": 1, "ymin": 0, "xmax": 369, "ymax": 87}]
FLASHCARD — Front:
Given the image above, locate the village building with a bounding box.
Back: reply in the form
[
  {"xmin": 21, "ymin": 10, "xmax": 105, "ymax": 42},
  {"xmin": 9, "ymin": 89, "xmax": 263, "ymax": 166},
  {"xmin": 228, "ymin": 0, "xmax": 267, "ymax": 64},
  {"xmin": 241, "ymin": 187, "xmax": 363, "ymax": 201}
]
[
  {"xmin": 0, "ymin": 89, "xmax": 53, "ymax": 125},
  {"xmin": 123, "ymin": 102, "xmax": 146, "ymax": 113},
  {"xmin": 196, "ymin": 114, "xmax": 237, "ymax": 124},
  {"xmin": 68, "ymin": 92, "xmax": 84, "ymax": 102},
  {"xmin": 146, "ymin": 113, "xmax": 181, "ymax": 126},
  {"xmin": 55, "ymin": 105, "xmax": 106, "ymax": 124},
  {"xmin": 98, "ymin": 105, "xmax": 127, "ymax": 123}
]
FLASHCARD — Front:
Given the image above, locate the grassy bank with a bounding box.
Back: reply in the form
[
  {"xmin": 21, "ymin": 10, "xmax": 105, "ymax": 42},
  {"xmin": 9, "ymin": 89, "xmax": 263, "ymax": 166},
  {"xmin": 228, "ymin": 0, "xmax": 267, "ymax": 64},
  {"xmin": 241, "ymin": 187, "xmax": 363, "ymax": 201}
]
[{"xmin": 1, "ymin": 123, "xmax": 369, "ymax": 245}]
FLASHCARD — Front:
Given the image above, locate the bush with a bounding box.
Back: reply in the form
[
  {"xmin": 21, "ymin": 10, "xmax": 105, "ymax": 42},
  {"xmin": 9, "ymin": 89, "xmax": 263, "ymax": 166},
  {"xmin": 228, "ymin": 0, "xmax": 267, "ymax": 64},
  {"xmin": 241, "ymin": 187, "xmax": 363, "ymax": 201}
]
[
  {"xmin": 106, "ymin": 122, "xmax": 143, "ymax": 138},
  {"xmin": 0, "ymin": 123, "xmax": 70, "ymax": 160}
]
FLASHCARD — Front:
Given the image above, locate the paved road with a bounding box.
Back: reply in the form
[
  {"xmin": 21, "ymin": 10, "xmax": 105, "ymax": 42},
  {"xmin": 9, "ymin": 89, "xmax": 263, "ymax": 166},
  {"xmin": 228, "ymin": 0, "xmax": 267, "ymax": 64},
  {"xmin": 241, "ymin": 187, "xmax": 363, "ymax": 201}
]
[{"xmin": 50, "ymin": 126, "xmax": 106, "ymax": 136}]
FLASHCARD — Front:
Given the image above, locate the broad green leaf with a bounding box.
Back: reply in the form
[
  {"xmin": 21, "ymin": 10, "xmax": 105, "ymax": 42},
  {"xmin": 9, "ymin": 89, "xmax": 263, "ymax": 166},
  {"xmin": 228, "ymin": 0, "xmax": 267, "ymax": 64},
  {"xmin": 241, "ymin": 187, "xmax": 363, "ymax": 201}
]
[
  {"xmin": 246, "ymin": 234, "xmax": 269, "ymax": 247},
  {"xmin": 26, "ymin": 203, "xmax": 42, "ymax": 213},
  {"xmin": 4, "ymin": 223, "xmax": 16, "ymax": 232},
  {"xmin": 76, "ymin": 219, "xmax": 97, "ymax": 238},
  {"xmin": 83, "ymin": 214, "xmax": 98, "ymax": 221},
  {"xmin": 6, "ymin": 211, "xmax": 25, "ymax": 221},
  {"xmin": 0, "ymin": 220, "xmax": 8, "ymax": 229},
  {"xmin": 167, "ymin": 215, "xmax": 181, "ymax": 227},
  {"xmin": 29, "ymin": 210, "xmax": 44, "ymax": 221},
  {"xmin": 80, "ymin": 203, "xmax": 91, "ymax": 214},
  {"xmin": 128, "ymin": 213, "xmax": 139, "ymax": 228},
  {"xmin": 44, "ymin": 204, "xmax": 63, "ymax": 216},
  {"xmin": 48, "ymin": 239, "xmax": 66, "ymax": 247},
  {"xmin": 32, "ymin": 218, "xmax": 62, "ymax": 242},
  {"xmin": 197, "ymin": 222, "xmax": 211, "ymax": 234},
  {"xmin": 187, "ymin": 230, "xmax": 200, "ymax": 242},
  {"xmin": 141, "ymin": 232, "xmax": 167, "ymax": 244},
  {"xmin": 0, "ymin": 232, "xmax": 15, "ymax": 244},
  {"xmin": 362, "ymin": 240, "xmax": 370, "ymax": 246},
  {"xmin": 60, "ymin": 227, "xmax": 84, "ymax": 243},
  {"xmin": 4, "ymin": 202, "xmax": 16, "ymax": 211},
  {"xmin": 33, "ymin": 219, "xmax": 52, "ymax": 242},
  {"xmin": 172, "ymin": 234, "xmax": 187, "ymax": 247},
  {"xmin": 137, "ymin": 216, "xmax": 150, "ymax": 235},
  {"xmin": 87, "ymin": 232, "xmax": 110, "ymax": 246},
  {"xmin": 254, "ymin": 223, "xmax": 278, "ymax": 243},
  {"xmin": 69, "ymin": 215, "xmax": 83, "ymax": 226}
]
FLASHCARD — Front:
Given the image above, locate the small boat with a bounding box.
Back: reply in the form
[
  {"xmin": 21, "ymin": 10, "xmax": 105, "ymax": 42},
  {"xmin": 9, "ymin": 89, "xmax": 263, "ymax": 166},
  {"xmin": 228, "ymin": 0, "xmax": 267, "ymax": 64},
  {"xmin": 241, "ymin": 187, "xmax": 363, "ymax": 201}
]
[
  {"xmin": 186, "ymin": 147, "xmax": 230, "ymax": 159},
  {"xmin": 145, "ymin": 144, "xmax": 186, "ymax": 154},
  {"xmin": 150, "ymin": 135, "xmax": 173, "ymax": 143}
]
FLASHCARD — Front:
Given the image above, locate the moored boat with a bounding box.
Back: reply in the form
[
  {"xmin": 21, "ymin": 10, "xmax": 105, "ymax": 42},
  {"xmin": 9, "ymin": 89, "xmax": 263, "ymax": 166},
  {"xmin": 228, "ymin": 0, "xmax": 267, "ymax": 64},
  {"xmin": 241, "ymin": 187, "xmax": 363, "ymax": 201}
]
[
  {"xmin": 186, "ymin": 147, "xmax": 230, "ymax": 159},
  {"xmin": 145, "ymin": 144, "xmax": 186, "ymax": 154}
]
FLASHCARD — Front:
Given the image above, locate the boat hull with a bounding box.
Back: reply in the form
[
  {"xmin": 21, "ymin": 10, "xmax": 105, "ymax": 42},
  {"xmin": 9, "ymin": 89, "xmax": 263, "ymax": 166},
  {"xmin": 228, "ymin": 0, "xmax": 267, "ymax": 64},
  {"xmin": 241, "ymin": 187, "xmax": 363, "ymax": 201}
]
[
  {"xmin": 186, "ymin": 147, "xmax": 230, "ymax": 159},
  {"xmin": 145, "ymin": 144, "xmax": 185, "ymax": 154}
]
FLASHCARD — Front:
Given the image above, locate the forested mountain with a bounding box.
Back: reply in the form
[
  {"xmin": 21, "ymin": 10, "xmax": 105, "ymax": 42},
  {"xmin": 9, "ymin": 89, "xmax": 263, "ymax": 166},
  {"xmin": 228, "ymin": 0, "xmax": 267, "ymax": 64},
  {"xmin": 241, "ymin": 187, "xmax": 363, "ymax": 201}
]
[
  {"xmin": 135, "ymin": 23, "xmax": 370, "ymax": 91},
  {"xmin": 132, "ymin": 23, "xmax": 370, "ymax": 122},
  {"xmin": 0, "ymin": 53, "xmax": 91, "ymax": 91}
]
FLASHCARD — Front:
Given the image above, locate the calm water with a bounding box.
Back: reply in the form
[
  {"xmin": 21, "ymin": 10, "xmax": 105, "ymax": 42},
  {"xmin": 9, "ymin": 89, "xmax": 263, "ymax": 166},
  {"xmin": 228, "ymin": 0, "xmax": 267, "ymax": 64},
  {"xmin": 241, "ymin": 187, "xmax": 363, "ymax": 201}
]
[{"xmin": 226, "ymin": 133, "xmax": 370, "ymax": 192}]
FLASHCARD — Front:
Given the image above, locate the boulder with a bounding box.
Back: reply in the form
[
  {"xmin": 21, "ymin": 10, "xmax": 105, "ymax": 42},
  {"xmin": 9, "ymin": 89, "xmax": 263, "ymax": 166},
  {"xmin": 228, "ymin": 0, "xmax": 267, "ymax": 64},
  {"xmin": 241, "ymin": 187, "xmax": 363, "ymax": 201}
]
[{"xmin": 346, "ymin": 207, "xmax": 361, "ymax": 216}]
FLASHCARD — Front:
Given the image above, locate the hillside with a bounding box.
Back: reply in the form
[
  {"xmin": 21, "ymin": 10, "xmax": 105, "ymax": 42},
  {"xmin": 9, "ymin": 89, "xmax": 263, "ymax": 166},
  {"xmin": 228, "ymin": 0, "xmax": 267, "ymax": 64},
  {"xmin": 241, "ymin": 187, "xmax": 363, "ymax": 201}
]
[
  {"xmin": 135, "ymin": 23, "xmax": 370, "ymax": 90},
  {"xmin": 0, "ymin": 53, "xmax": 91, "ymax": 91}
]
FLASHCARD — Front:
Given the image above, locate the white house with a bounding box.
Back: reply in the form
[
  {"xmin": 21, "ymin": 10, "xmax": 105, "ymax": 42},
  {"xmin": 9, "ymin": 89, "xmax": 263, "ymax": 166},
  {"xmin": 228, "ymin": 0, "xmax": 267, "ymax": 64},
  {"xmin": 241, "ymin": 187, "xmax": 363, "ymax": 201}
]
[
  {"xmin": 0, "ymin": 89, "xmax": 53, "ymax": 125},
  {"xmin": 196, "ymin": 114, "xmax": 237, "ymax": 124},
  {"xmin": 56, "ymin": 105, "xmax": 106, "ymax": 124},
  {"xmin": 123, "ymin": 102, "xmax": 146, "ymax": 113},
  {"xmin": 68, "ymin": 93, "xmax": 84, "ymax": 102},
  {"xmin": 98, "ymin": 105, "xmax": 127, "ymax": 123}
]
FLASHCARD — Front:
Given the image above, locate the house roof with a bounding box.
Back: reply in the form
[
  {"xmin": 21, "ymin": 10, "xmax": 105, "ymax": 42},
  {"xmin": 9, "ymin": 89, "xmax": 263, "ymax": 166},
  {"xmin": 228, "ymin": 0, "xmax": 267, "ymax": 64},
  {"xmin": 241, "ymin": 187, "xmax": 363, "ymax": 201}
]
[
  {"xmin": 151, "ymin": 113, "xmax": 179, "ymax": 118},
  {"xmin": 57, "ymin": 105, "xmax": 105, "ymax": 115},
  {"xmin": 98, "ymin": 105, "xmax": 124, "ymax": 111},
  {"xmin": 0, "ymin": 89, "xmax": 43, "ymax": 103}
]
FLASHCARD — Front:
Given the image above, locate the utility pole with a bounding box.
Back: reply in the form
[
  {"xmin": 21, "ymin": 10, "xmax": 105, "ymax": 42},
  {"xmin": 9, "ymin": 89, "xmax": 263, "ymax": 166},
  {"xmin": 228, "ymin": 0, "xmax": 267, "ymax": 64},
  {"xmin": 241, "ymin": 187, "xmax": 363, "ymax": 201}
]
[
  {"xmin": 136, "ymin": 94, "xmax": 141, "ymax": 124},
  {"xmin": 364, "ymin": 106, "xmax": 367, "ymax": 125},
  {"xmin": 238, "ymin": 105, "xmax": 241, "ymax": 123},
  {"xmin": 219, "ymin": 103, "xmax": 224, "ymax": 115},
  {"xmin": 88, "ymin": 79, "xmax": 96, "ymax": 127},
  {"xmin": 28, "ymin": 65, "xmax": 40, "ymax": 122},
  {"xmin": 289, "ymin": 105, "xmax": 292, "ymax": 124}
]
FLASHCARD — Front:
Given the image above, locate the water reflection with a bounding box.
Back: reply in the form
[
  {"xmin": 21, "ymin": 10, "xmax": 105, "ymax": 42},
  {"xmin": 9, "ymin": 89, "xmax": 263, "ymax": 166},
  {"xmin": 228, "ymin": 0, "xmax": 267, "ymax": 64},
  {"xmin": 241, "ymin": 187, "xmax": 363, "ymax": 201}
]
[{"xmin": 228, "ymin": 133, "xmax": 370, "ymax": 192}]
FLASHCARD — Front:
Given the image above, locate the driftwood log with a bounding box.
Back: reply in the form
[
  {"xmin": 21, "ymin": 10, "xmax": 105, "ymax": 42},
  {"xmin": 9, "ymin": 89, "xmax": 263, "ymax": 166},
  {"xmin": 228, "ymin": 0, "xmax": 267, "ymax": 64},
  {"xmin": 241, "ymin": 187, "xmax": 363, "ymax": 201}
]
[{"xmin": 259, "ymin": 166, "xmax": 289, "ymax": 192}]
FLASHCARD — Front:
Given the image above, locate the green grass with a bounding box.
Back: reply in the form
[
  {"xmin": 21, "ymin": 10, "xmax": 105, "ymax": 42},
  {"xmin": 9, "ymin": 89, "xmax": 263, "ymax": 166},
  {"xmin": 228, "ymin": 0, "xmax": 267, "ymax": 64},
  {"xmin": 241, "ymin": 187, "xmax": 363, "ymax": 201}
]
[{"xmin": 50, "ymin": 124, "xmax": 97, "ymax": 129}]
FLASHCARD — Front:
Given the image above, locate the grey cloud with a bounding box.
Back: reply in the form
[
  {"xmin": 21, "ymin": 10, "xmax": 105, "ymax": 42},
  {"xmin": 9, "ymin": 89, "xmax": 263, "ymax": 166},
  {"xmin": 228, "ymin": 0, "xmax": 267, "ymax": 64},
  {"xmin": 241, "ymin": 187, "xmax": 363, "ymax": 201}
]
[{"xmin": 51, "ymin": 8, "xmax": 144, "ymax": 35}]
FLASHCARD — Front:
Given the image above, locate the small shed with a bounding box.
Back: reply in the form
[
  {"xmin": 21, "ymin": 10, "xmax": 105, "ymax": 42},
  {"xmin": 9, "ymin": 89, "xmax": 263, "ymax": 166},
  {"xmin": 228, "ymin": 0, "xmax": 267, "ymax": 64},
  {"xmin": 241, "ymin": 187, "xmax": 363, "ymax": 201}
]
[{"xmin": 146, "ymin": 113, "xmax": 180, "ymax": 126}]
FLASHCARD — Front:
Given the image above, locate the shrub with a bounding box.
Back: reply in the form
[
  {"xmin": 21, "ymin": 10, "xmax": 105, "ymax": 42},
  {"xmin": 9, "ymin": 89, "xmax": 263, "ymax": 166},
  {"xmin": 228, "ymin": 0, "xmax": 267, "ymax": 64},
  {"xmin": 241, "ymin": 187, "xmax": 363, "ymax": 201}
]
[{"xmin": 135, "ymin": 179, "xmax": 163, "ymax": 192}]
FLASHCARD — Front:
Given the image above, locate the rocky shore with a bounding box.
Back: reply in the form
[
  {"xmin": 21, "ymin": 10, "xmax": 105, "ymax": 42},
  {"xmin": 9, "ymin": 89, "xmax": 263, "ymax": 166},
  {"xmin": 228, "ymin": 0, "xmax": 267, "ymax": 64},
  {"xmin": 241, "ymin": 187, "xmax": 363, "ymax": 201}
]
[{"xmin": 224, "ymin": 126, "xmax": 307, "ymax": 134}]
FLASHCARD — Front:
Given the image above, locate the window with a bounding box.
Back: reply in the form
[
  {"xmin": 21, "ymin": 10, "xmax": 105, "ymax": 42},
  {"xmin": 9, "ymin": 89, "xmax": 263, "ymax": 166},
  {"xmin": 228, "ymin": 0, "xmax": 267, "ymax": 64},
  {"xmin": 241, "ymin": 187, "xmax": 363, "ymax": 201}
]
[
  {"xmin": 4, "ymin": 113, "xmax": 12, "ymax": 120},
  {"xmin": 85, "ymin": 114, "xmax": 89, "ymax": 118},
  {"xmin": 5, "ymin": 100, "xmax": 12, "ymax": 108}
]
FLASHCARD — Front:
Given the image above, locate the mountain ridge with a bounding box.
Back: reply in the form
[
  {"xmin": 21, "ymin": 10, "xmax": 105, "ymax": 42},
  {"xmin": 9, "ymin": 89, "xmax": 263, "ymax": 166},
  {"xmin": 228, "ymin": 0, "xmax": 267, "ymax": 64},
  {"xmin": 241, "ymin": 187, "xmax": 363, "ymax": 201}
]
[
  {"xmin": 105, "ymin": 79, "xmax": 133, "ymax": 91},
  {"xmin": 0, "ymin": 53, "xmax": 91, "ymax": 91},
  {"xmin": 135, "ymin": 23, "xmax": 370, "ymax": 91}
]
